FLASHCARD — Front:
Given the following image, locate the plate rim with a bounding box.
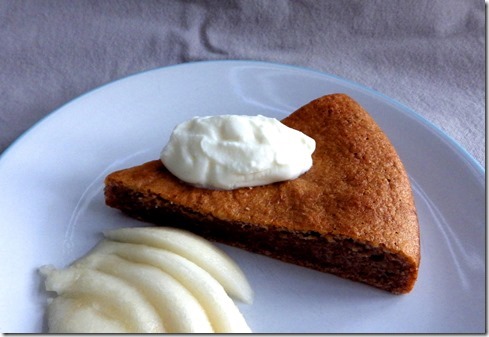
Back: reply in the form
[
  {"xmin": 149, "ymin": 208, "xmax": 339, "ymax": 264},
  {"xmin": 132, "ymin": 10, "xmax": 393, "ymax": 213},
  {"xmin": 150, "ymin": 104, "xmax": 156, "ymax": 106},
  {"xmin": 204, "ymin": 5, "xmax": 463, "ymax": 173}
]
[{"xmin": 0, "ymin": 60, "xmax": 484, "ymax": 179}]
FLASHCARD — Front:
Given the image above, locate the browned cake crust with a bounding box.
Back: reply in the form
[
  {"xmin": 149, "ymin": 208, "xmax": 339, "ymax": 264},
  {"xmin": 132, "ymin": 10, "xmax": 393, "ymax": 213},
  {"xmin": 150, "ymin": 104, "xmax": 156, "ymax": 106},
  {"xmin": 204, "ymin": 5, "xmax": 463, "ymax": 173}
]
[{"xmin": 104, "ymin": 93, "xmax": 420, "ymax": 294}]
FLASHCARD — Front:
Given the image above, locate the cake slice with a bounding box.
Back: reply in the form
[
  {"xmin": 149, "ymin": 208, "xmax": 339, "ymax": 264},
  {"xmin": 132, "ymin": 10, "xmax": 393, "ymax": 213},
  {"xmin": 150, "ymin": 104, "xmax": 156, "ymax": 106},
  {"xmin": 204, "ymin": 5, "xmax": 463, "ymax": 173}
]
[{"xmin": 104, "ymin": 93, "xmax": 420, "ymax": 294}]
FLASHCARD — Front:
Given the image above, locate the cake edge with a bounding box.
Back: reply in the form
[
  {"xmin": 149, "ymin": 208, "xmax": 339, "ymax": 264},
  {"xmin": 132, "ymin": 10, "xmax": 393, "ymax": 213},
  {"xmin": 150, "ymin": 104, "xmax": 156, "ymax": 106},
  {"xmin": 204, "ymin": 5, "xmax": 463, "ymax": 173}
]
[{"xmin": 104, "ymin": 179, "xmax": 419, "ymax": 294}]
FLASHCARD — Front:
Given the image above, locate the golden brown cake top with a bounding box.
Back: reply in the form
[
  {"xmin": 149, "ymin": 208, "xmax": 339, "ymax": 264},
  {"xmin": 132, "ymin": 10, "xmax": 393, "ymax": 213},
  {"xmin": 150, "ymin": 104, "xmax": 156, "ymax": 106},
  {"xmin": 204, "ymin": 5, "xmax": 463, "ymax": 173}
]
[{"xmin": 106, "ymin": 94, "xmax": 420, "ymax": 265}]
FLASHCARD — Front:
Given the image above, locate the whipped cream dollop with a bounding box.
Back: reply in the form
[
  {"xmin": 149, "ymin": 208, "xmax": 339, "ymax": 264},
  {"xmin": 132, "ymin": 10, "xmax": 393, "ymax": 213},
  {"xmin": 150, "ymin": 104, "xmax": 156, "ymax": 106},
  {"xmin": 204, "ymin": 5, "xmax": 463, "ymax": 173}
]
[{"xmin": 160, "ymin": 115, "xmax": 316, "ymax": 190}]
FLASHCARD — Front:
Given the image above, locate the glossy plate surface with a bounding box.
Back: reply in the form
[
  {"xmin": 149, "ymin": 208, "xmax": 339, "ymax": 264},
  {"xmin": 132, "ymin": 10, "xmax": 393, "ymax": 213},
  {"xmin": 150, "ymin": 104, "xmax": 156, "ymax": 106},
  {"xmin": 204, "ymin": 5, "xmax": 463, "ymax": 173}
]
[{"xmin": 0, "ymin": 61, "xmax": 484, "ymax": 333}]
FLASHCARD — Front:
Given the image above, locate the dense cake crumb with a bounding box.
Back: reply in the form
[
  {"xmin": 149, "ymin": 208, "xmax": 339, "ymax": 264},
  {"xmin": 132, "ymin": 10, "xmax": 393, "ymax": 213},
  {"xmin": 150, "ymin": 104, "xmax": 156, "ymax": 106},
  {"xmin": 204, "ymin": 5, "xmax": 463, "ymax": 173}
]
[{"xmin": 104, "ymin": 94, "xmax": 420, "ymax": 294}]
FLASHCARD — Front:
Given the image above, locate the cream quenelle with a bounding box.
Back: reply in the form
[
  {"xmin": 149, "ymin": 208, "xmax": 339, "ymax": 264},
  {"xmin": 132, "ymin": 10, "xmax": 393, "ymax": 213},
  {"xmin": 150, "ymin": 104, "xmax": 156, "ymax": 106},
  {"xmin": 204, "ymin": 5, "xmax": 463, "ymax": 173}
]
[{"xmin": 160, "ymin": 115, "xmax": 316, "ymax": 190}]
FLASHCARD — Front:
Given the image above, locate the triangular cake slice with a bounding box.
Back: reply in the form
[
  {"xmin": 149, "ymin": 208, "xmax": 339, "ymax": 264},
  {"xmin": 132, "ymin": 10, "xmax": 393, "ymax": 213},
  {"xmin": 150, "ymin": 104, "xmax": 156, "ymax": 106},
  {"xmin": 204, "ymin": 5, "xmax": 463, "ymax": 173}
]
[{"xmin": 104, "ymin": 94, "xmax": 420, "ymax": 294}]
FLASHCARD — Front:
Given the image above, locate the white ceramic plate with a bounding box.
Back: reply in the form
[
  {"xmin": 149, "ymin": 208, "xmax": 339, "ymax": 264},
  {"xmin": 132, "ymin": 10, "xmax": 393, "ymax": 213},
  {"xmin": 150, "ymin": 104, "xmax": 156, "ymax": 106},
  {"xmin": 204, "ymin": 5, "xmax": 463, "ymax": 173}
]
[{"xmin": 0, "ymin": 61, "xmax": 484, "ymax": 333}]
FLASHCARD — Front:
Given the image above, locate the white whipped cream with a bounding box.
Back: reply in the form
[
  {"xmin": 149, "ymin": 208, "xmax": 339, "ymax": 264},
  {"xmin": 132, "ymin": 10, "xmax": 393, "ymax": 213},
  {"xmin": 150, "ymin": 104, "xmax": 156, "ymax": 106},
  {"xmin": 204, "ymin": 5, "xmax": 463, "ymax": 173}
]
[{"xmin": 160, "ymin": 115, "xmax": 316, "ymax": 190}]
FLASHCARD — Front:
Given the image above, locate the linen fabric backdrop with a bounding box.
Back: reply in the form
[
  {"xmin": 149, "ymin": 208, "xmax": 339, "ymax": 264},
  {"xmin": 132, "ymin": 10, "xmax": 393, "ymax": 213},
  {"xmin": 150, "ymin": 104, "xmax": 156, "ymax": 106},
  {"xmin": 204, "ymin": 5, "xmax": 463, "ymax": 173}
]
[{"xmin": 0, "ymin": 0, "xmax": 485, "ymax": 166}]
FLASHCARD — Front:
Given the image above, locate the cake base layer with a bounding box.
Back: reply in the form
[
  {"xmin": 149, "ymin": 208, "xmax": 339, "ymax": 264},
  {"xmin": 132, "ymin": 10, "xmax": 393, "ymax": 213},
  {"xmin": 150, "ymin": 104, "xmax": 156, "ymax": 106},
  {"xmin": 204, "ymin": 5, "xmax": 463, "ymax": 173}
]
[{"xmin": 105, "ymin": 174, "xmax": 417, "ymax": 294}]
